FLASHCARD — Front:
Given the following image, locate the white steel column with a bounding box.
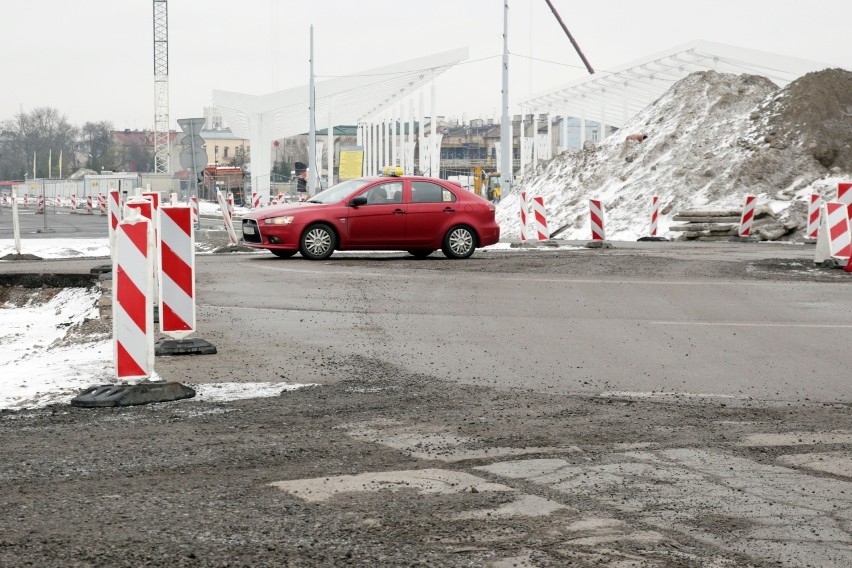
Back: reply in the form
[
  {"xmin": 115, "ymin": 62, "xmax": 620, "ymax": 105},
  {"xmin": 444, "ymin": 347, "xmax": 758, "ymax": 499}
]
[
  {"xmin": 408, "ymin": 100, "xmax": 415, "ymax": 174},
  {"xmin": 430, "ymin": 80, "xmax": 437, "ymax": 177},
  {"xmin": 327, "ymin": 114, "xmax": 333, "ymax": 189},
  {"xmin": 600, "ymin": 89, "xmax": 607, "ymax": 142},
  {"xmin": 546, "ymin": 113, "xmax": 552, "ymax": 160},
  {"xmin": 418, "ymin": 91, "xmax": 425, "ymax": 174},
  {"xmin": 532, "ymin": 112, "xmax": 539, "ymax": 166},
  {"xmin": 391, "ymin": 109, "xmax": 398, "ymax": 167}
]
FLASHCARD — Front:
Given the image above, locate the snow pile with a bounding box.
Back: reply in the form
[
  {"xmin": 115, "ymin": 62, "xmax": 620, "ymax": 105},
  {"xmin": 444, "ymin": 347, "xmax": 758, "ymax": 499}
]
[{"xmin": 498, "ymin": 69, "xmax": 852, "ymax": 241}]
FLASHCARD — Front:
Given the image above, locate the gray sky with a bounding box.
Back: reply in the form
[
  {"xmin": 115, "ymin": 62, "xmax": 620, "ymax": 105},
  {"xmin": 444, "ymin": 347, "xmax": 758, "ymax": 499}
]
[{"xmin": 3, "ymin": 0, "xmax": 850, "ymax": 131}]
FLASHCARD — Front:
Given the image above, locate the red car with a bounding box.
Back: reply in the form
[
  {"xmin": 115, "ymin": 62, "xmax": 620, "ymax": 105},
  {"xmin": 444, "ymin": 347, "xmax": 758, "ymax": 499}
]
[{"xmin": 241, "ymin": 174, "xmax": 500, "ymax": 260}]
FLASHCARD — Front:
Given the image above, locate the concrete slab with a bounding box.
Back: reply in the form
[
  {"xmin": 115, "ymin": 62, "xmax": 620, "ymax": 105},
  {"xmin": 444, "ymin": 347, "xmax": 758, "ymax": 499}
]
[
  {"xmin": 452, "ymin": 494, "xmax": 570, "ymax": 520},
  {"xmin": 778, "ymin": 451, "xmax": 852, "ymax": 479},
  {"xmin": 270, "ymin": 468, "xmax": 516, "ymax": 503},
  {"xmin": 738, "ymin": 431, "xmax": 852, "ymax": 447}
]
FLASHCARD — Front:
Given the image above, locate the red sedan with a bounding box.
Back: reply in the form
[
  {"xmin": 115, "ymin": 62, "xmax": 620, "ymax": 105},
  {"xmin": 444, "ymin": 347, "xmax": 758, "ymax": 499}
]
[{"xmin": 241, "ymin": 174, "xmax": 500, "ymax": 260}]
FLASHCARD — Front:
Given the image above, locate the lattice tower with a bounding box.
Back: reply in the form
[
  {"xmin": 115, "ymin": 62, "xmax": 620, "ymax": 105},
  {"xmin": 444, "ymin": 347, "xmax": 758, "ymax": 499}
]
[{"xmin": 153, "ymin": 0, "xmax": 170, "ymax": 174}]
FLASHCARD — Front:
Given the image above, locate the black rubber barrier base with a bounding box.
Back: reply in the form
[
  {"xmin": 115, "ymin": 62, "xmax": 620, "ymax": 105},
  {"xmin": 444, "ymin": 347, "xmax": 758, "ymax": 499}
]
[
  {"xmin": 729, "ymin": 236, "xmax": 759, "ymax": 243},
  {"xmin": 155, "ymin": 337, "xmax": 217, "ymax": 356},
  {"xmin": 70, "ymin": 382, "xmax": 195, "ymax": 408},
  {"xmin": 584, "ymin": 240, "xmax": 614, "ymax": 249},
  {"xmin": 90, "ymin": 265, "xmax": 112, "ymax": 274},
  {"xmin": 637, "ymin": 236, "xmax": 670, "ymax": 242}
]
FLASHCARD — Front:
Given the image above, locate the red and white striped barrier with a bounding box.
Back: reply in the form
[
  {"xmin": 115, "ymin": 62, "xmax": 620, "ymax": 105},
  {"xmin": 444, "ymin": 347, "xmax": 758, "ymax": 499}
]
[
  {"xmin": 23, "ymin": 194, "xmax": 29, "ymax": 208},
  {"xmin": 252, "ymin": 192, "xmax": 260, "ymax": 209},
  {"xmin": 807, "ymin": 194, "xmax": 822, "ymax": 239},
  {"xmin": 227, "ymin": 192, "xmax": 235, "ymax": 217},
  {"xmin": 216, "ymin": 190, "xmax": 239, "ymax": 245},
  {"xmin": 55, "ymin": 194, "xmax": 63, "ymax": 208},
  {"xmin": 70, "ymin": 194, "xmax": 77, "ymax": 213},
  {"xmin": 650, "ymin": 195, "xmax": 660, "ymax": 237},
  {"xmin": 531, "ymin": 196, "xmax": 549, "ymax": 240},
  {"xmin": 113, "ymin": 211, "xmax": 154, "ymax": 382},
  {"xmin": 86, "ymin": 195, "xmax": 94, "ymax": 215},
  {"xmin": 108, "ymin": 190, "xmax": 121, "ymax": 259},
  {"xmin": 36, "ymin": 195, "xmax": 44, "ymax": 214},
  {"xmin": 825, "ymin": 201, "xmax": 852, "ymax": 259},
  {"xmin": 838, "ymin": 182, "xmax": 852, "ymax": 205},
  {"xmin": 519, "ymin": 191, "xmax": 528, "ymax": 241},
  {"xmin": 98, "ymin": 193, "xmax": 107, "ymax": 215},
  {"xmin": 190, "ymin": 196, "xmax": 199, "ymax": 227},
  {"xmin": 738, "ymin": 195, "xmax": 756, "ymax": 237},
  {"xmin": 590, "ymin": 199, "xmax": 605, "ymax": 241},
  {"xmin": 1, "ymin": 193, "xmax": 8, "ymax": 207},
  {"xmin": 275, "ymin": 193, "xmax": 284, "ymax": 205},
  {"xmin": 159, "ymin": 204, "xmax": 196, "ymax": 337}
]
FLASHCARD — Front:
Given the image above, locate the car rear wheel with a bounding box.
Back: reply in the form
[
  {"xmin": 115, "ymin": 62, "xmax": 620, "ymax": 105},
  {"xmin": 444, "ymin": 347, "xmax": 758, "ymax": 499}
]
[
  {"xmin": 300, "ymin": 224, "xmax": 336, "ymax": 260},
  {"xmin": 407, "ymin": 249, "xmax": 435, "ymax": 259},
  {"xmin": 442, "ymin": 225, "xmax": 476, "ymax": 259},
  {"xmin": 271, "ymin": 249, "xmax": 297, "ymax": 258}
]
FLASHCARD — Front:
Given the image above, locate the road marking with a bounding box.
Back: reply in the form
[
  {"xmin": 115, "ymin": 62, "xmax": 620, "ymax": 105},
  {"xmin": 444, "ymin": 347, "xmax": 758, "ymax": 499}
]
[{"xmin": 650, "ymin": 321, "xmax": 852, "ymax": 329}]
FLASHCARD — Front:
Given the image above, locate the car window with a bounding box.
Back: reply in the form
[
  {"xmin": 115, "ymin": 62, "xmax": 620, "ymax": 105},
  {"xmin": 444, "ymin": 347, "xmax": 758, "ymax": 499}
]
[
  {"xmin": 411, "ymin": 181, "xmax": 456, "ymax": 203},
  {"xmin": 365, "ymin": 182, "xmax": 403, "ymax": 205}
]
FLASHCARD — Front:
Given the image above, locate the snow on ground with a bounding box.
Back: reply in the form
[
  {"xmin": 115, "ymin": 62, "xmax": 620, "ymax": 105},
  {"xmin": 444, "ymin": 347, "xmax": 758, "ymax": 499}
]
[{"xmin": 0, "ymin": 285, "xmax": 315, "ymax": 410}]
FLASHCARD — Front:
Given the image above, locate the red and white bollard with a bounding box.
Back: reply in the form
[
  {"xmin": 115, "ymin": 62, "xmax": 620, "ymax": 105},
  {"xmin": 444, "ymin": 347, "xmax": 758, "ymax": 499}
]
[
  {"xmin": 108, "ymin": 190, "xmax": 121, "ymax": 259},
  {"xmin": 825, "ymin": 202, "xmax": 852, "ymax": 258},
  {"xmin": 98, "ymin": 193, "xmax": 107, "ymax": 215},
  {"xmin": 227, "ymin": 192, "xmax": 235, "ymax": 217},
  {"xmin": 252, "ymin": 192, "xmax": 260, "ymax": 209},
  {"xmin": 838, "ymin": 182, "xmax": 852, "ymax": 205},
  {"xmin": 86, "ymin": 195, "xmax": 94, "ymax": 215},
  {"xmin": 590, "ymin": 199, "xmax": 605, "ymax": 241},
  {"xmin": 23, "ymin": 194, "xmax": 29, "ymax": 208},
  {"xmin": 519, "ymin": 191, "xmax": 528, "ymax": 241},
  {"xmin": 531, "ymin": 196, "xmax": 549, "ymax": 240},
  {"xmin": 275, "ymin": 193, "xmax": 284, "ymax": 205},
  {"xmin": 36, "ymin": 195, "xmax": 44, "ymax": 214},
  {"xmin": 159, "ymin": 204, "xmax": 196, "ymax": 336},
  {"xmin": 113, "ymin": 211, "xmax": 154, "ymax": 382},
  {"xmin": 190, "ymin": 196, "xmax": 199, "ymax": 228},
  {"xmin": 70, "ymin": 193, "xmax": 77, "ymax": 213},
  {"xmin": 216, "ymin": 190, "xmax": 239, "ymax": 245},
  {"xmin": 807, "ymin": 194, "xmax": 822, "ymax": 239},
  {"xmin": 649, "ymin": 195, "xmax": 660, "ymax": 237},
  {"xmin": 55, "ymin": 194, "xmax": 63, "ymax": 208},
  {"xmin": 1, "ymin": 193, "xmax": 7, "ymax": 207},
  {"xmin": 738, "ymin": 195, "xmax": 757, "ymax": 237}
]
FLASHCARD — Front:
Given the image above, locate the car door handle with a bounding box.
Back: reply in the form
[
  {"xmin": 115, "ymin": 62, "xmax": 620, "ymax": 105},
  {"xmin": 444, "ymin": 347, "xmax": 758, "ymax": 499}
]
[
  {"xmin": 443, "ymin": 207, "xmax": 455, "ymax": 213},
  {"xmin": 393, "ymin": 208, "xmax": 405, "ymax": 215}
]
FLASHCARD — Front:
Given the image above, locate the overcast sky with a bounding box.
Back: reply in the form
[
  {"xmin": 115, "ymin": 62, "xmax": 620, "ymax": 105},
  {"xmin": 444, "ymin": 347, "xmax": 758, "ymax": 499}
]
[{"xmin": 2, "ymin": 1, "xmax": 850, "ymax": 131}]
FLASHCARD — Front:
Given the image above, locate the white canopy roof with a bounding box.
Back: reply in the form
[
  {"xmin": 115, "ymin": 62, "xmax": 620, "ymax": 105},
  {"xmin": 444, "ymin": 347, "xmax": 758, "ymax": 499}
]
[
  {"xmin": 213, "ymin": 47, "xmax": 469, "ymax": 140},
  {"xmin": 520, "ymin": 40, "xmax": 830, "ymax": 128}
]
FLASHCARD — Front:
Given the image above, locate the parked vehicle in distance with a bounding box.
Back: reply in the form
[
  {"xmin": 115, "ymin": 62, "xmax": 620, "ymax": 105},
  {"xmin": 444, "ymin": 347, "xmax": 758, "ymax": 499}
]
[{"xmin": 241, "ymin": 171, "xmax": 500, "ymax": 260}]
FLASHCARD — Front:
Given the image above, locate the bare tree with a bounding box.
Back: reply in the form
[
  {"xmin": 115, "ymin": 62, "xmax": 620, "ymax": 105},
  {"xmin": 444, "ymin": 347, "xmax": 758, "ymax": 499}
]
[{"xmin": 0, "ymin": 107, "xmax": 77, "ymax": 179}]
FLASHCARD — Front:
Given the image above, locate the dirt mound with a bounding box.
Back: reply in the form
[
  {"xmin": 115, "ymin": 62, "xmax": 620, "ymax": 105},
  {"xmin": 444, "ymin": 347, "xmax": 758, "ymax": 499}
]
[{"xmin": 499, "ymin": 68, "xmax": 852, "ymax": 240}]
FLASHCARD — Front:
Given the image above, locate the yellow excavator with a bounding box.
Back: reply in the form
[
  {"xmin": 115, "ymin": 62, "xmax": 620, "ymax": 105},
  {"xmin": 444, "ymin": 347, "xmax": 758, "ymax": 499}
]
[{"xmin": 473, "ymin": 166, "xmax": 502, "ymax": 201}]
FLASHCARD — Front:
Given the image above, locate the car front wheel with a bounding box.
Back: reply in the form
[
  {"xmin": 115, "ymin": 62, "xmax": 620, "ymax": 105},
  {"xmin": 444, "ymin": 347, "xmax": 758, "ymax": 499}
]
[
  {"xmin": 442, "ymin": 226, "xmax": 476, "ymax": 259},
  {"xmin": 300, "ymin": 224, "xmax": 336, "ymax": 260}
]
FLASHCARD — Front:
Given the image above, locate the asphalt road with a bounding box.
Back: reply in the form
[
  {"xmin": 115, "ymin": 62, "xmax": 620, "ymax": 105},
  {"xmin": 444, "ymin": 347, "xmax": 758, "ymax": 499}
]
[
  {"xmin": 171, "ymin": 243, "xmax": 852, "ymax": 404},
  {"xmin": 3, "ymin": 233, "xmax": 852, "ymax": 567}
]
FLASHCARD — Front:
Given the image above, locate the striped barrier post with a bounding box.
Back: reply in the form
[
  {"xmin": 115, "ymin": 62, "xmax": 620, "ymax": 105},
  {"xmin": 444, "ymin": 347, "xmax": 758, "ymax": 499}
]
[
  {"xmin": 826, "ymin": 202, "xmax": 852, "ymax": 258},
  {"xmin": 1, "ymin": 192, "xmax": 7, "ymax": 207},
  {"xmin": 252, "ymin": 192, "xmax": 260, "ymax": 209},
  {"xmin": 838, "ymin": 182, "xmax": 852, "ymax": 205},
  {"xmin": 738, "ymin": 195, "xmax": 756, "ymax": 237},
  {"xmin": 216, "ymin": 190, "xmax": 239, "ymax": 245},
  {"xmin": 113, "ymin": 210, "xmax": 154, "ymax": 382},
  {"xmin": 36, "ymin": 195, "xmax": 44, "ymax": 214},
  {"xmin": 159, "ymin": 204, "xmax": 195, "ymax": 338},
  {"xmin": 86, "ymin": 195, "xmax": 94, "ymax": 215},
  {"xmin": 190, "ymin": 196, "xmax": 199, "ymax": 228},
  {"xmin": 108, "ymin": 190, "xmax": 121, "ymax": 260},
  {"xmin": 807, "ymin": 194, "xmax": 822, "ymax": 239},
  {"xmin": 227, "ymin": 192, "xmax": 235, "ymax": 217},
  {"xmin": 531, "ymin": 196, "xmax": 549, "ymax": 240},
  {"xmin": 275, "ymin": 193, "xmax": 284, "ymax": 205},
  {"xmin": 98, "ymin": 193, "xmax": 107, "ymax": 215},
  {"xmin": 650, "ymin": 195, "xmax": 660, "ymax": 237},
  {"xmin": 70, "ymin": 193, "xmax": 77, "ymax": 213},
  {"xmin": 519, "ymin": 191, "xmax": 528, "ymax": 241},
  {"xmin": 23, "ymin": 194, "xmax": 29, "ymax": 208},
  {"xmin": 590, "ymin": 199, "xmax": 605, "ymax": 241}
]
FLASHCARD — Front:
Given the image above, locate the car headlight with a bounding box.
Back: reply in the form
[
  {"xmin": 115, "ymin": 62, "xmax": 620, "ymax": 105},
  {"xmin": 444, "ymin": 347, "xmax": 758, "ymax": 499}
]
[{"xmin": 264, "ymin": 215, "xmax": 295, "ymax": 225}]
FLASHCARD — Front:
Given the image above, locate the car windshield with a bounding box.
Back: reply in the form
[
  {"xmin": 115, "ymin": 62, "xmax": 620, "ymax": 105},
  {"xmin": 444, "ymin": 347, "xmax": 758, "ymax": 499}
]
[{"xmin": 306, "ymin": 178, "xmax": 373, "ymax": 204}]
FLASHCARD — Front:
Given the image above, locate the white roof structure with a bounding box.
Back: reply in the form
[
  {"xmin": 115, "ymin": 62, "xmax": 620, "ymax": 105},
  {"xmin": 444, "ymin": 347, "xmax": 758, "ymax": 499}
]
[
  {"xmin": 520, "ymin": 40, "xmax": 831, "ymax": 129},
  {"xmin": 212, "ymin": 47, "xmax": 468, "ymax": 200}
]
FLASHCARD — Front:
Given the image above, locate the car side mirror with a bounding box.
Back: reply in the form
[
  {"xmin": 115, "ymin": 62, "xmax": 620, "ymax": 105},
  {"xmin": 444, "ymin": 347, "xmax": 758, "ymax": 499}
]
[{"xmin": 350, "ymin": 196, "xmax": 368, "ymax": 207}]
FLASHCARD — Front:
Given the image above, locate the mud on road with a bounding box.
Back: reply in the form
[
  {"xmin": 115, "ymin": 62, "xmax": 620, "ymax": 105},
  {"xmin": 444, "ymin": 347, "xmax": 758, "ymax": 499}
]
[{"xmin": 1, "ymin": 244, "xmax": 851, "ymax": 567}]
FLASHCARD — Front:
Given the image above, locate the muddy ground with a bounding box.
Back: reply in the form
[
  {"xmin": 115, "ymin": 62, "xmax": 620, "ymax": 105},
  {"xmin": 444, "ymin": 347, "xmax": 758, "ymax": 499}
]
[{"xmin": 1, "ymin": 244, "xmax": 851, "ymax": 567}]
